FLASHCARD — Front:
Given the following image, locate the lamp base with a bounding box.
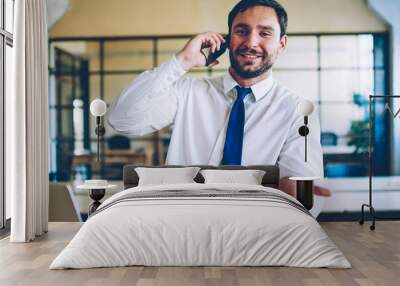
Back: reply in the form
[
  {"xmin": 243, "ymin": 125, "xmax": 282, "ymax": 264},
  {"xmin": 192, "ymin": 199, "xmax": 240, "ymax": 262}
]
[
  {"xmin": 88, "ymin": 188, "xmax": 105, "ymax": 216},
  {"xmin": 295, "ymin": 180, "xmax": 314, "ymax": 210},
  {"xmin": 289, "ymin": 177, "xmax": 319, "ymax": 210}
]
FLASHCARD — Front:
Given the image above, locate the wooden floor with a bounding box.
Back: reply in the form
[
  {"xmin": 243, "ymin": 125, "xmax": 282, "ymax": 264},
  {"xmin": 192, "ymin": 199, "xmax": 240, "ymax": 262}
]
[{"xmin": 0, "ymin": 222, "xmax": 399, "ymax": 286}]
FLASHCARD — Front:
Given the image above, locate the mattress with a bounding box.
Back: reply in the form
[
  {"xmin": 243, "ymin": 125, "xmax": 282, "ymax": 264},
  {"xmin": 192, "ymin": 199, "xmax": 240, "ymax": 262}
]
[{"xmin": 50, "ymin": 183, "xmax": 351, "ymax": 269}]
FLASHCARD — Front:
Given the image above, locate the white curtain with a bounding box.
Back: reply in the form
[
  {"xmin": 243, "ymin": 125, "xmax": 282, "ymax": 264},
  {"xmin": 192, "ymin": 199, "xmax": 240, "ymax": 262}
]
[{"xmin": 7, "ymin": 0, "xmax": 49, "ymax": 242}]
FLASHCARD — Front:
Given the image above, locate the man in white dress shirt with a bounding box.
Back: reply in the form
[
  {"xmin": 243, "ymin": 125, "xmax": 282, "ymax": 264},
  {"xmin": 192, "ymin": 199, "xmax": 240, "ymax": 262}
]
[{"xmin": 108, "ymin": 0, "xmax": 331, "ymax": 197}]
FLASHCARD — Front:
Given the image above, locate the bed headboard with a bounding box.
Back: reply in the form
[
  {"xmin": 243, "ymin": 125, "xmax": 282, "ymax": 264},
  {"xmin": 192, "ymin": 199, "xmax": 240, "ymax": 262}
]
[{"xmin": 123, "ymin": 165, "xmax": 280, "ymax": 190}]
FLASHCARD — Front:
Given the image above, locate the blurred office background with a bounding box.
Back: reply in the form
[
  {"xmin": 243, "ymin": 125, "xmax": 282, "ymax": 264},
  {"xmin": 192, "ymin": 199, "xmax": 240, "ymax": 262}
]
[{"xmin": 46, "ymin": 0, "xmax": 391, "ymax": 180}]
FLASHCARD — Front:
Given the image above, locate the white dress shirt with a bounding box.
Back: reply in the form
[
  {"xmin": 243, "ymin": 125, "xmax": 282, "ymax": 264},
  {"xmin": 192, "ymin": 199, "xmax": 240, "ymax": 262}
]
[{"xmin": 108, "ymin": 55, "xmax": 324, "ymax": 178}]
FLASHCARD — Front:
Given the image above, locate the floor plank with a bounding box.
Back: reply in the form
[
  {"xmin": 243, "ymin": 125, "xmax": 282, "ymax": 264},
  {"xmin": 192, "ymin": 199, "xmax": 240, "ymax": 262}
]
[{"xmin": 0, "ymin": 222, "xmax": 399, "ymax": 286}]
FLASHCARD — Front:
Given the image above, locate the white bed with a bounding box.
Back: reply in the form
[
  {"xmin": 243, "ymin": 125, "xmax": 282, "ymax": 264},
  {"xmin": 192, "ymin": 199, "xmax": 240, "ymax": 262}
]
[{"xmin": 50, "ymin": 182, "xmax": 351, "ymax": 269}]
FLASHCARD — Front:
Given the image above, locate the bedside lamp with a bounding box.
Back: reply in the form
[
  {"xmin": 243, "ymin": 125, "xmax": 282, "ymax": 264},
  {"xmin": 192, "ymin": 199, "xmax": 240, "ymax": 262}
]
[
  {"xmin": 297, "ymin": 99, "xmax": 314, "ymax": 162},
  {"xmin": 90, "ymin": 99, "xmax": 107, "ymax": 162},
  {"xmin": 78, "ymin": 99, "xmax": 116, "ymax": 216},
  {"xmin": 290, "ymin": 99, "xmax": 318, "ymax": 211}
]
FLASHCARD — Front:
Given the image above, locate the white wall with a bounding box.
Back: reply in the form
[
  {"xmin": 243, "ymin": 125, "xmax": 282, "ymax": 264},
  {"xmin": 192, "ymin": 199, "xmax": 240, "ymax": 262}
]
[{"xmin": 49, "ymin": 0, "xmax": 387, "ymax": 37}]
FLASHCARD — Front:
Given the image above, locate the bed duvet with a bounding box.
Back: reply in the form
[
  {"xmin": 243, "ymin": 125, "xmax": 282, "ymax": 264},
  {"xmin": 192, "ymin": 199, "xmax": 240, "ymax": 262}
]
[{"xmin": 50, "ymin": 183, "xmax": 351, "ymax": 269}]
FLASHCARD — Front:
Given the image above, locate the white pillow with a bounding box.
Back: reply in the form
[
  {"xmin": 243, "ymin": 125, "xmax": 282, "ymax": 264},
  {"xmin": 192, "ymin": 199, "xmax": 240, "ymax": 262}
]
[
  {"xmin": 200, "ymin": 169, "xmax": 266, "ymax": 185},
  {"xmin": 135, "ymin": 167, "xmax": 200, "ymax": 186}
]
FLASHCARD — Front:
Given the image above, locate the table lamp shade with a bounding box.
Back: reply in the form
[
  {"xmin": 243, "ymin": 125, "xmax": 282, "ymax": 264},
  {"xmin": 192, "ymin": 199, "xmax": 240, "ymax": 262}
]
[
  {"xmin": 90, "ymin": 99, "xmax": 107, "ymax": 117},
  {"xmin": 297, "ymin": 99, "xmax": 314, "ymax": 116}
]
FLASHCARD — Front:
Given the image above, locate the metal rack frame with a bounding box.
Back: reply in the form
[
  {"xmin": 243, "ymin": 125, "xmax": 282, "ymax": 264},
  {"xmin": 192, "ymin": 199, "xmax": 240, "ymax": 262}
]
[{"xmin": 360, "ymin": 95, "xmax": 400, "ymax": 230}]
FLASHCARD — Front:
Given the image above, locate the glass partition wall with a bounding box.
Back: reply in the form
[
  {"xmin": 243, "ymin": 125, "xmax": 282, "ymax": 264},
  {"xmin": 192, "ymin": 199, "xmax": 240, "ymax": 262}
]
[{"xmin": 48, "ymin": 32, "xmax": 389, "ymax": 182}]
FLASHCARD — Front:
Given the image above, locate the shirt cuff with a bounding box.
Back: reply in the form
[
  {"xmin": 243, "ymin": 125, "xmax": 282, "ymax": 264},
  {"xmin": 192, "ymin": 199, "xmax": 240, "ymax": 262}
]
[{"xmin": 171, "ymin": 54, "xmax": 188, "ymax": 77}]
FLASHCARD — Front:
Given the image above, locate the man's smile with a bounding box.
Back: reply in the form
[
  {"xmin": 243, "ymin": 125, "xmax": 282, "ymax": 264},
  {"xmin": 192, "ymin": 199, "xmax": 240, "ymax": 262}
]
[
  {"xmin": 240, "ymin": 54, "xmax": 261, "ymax": 60},
  {"xmin": 236, "ymin": 49, "xmax": 265, "ymax": 63}
]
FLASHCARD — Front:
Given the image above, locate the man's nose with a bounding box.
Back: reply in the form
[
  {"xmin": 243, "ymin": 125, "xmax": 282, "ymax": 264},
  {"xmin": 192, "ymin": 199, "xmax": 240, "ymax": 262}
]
[{"xmin": 243, "ymin": 32, "xmax": 260, "ymax": 48}]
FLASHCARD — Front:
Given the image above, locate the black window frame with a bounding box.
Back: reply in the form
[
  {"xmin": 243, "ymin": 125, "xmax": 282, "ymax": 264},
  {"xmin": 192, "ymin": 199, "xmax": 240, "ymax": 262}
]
[{"xmin": 1, "ymin": 0, "xmax": 14, "ymax": 235}]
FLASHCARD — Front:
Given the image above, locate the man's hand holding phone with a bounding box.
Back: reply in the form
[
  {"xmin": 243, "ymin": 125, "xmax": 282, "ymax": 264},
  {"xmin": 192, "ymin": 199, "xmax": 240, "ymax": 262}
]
[{"xmin": 176, "ymin": 32, "xmax": 227, "ymax": 71}]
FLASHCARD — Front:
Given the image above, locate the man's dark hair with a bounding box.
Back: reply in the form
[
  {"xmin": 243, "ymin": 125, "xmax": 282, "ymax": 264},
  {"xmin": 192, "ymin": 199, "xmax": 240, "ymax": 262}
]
[{"xmin": 228, "ymin": 0, "xmax": 288, "ymax": 38}]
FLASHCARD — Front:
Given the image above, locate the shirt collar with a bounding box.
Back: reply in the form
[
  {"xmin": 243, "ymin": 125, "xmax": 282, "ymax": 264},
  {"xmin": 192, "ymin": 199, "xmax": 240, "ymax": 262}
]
[{"xmin": 223, "ymin": 71, "xmax": 275, "ymax": 102}]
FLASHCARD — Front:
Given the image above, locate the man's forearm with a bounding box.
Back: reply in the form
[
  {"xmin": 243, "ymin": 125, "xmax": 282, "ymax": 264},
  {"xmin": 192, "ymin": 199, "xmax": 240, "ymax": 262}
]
[
  {"xmin": 107, "ymin": 56, "xmax": 186, "ymax": 135},
  {"xmin": 279, "ymin": 177, "xmax": 296, "ymax": 197}
]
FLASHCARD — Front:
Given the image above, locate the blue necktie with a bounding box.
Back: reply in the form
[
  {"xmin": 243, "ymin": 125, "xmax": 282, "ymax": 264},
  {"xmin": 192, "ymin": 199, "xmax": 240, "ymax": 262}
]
[{"xmin": 222, "ymin": 86, "xmax": 252, "ymax": 165}]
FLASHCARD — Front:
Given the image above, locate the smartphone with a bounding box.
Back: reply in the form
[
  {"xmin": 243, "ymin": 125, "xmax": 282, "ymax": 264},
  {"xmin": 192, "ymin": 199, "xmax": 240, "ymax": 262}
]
[{"xmin": 206, "ymin": 35, "xmax": 229, "ymax": 66}]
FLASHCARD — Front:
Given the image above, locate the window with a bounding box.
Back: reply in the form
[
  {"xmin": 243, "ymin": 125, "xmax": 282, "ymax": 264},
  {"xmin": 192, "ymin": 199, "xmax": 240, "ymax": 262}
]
[
  {"xmin": 48, "ymin": 32, "xmax": 389, "ymax": 182},
  {"xmin": 274, "ymin": 33, "xmax": 388, "ymax": 177},
  {"xmin": 1, "ymin": 0, "xmax": 14, "ymax": 231}
]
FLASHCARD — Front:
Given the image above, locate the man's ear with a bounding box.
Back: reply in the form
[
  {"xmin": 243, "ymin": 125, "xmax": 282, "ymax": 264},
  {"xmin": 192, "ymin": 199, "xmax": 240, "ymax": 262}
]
[{"xmin": 278, "ymin": 35, "xmax": 288, "ymax": 54}]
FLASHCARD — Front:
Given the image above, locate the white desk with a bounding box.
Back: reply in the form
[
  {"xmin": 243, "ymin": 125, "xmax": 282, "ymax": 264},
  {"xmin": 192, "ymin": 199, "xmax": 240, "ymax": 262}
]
[{"xmin": 322, "ymin": 145, "xmax": 356, "ymax": 155}]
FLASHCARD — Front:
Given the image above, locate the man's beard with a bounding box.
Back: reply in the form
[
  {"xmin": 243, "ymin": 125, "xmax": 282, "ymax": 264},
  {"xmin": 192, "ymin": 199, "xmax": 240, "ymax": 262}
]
[{"xmin": 229, "ymin": 48, "xmax": 274, "ymax": 79}]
